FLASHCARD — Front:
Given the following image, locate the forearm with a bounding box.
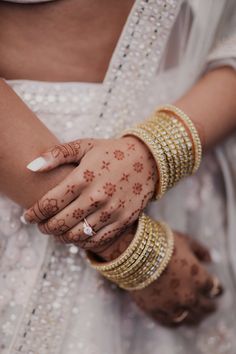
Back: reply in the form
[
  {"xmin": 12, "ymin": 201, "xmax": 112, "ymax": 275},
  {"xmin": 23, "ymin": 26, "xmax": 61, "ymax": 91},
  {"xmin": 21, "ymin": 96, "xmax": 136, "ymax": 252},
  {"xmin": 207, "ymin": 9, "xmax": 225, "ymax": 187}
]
[
  {"xmin": 0, "ymin": 79, "xmax": 73, "ymax": 208},
  {"xmin": 175, "ymin": 66, "xmax": 236, "ymax": 150}
]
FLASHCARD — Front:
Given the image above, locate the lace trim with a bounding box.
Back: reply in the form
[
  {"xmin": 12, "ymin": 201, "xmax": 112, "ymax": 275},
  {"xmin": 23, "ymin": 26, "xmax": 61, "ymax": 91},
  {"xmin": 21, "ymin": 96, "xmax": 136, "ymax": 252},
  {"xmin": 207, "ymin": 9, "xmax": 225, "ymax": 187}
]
[{"xmin": 97, "ymin": 0, "xmax": 183, "ymax": 134}]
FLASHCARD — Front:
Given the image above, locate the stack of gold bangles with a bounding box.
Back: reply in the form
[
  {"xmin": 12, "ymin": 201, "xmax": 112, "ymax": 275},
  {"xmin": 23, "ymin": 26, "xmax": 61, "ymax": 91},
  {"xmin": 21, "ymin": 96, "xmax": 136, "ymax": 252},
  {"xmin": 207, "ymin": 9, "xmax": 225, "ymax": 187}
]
[
  {"xmin": 88, "ymin": 104, "xmax": 202, "ymax": 291},
  {"xmin": 87, "ymin": 214, "xmax": 174, "ymax": 290},
  {"xmin": 122, "ymin": 104, "xmax": 202, "ymax": 199}
]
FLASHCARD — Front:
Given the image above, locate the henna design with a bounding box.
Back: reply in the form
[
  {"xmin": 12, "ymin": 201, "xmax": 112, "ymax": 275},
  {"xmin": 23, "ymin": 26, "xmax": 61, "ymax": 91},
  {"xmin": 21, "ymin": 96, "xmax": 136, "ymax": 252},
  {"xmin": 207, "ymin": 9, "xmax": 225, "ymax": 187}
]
[
  {"xmin": 190, "ymin": 264, "xmax": 199, "ymax": 276},
  {"xmin": 89, "ymin": 201, "xmax": 100, "ymax": 209},
  {"xmin": 120, "ymin": 173, "xmax": 130, "ymax": 182},
  {"xmin": 118, "ymin": 199, "xmax": 125, "ymax": 209},
  {"xmin": 103, "ymin": 182, "xmax": 116, "ymax": 197},
  {"xmin": 113, "ymin": 150, "xmax": 125, "ymax": 160},
  {"xmin": 101, "ymin": 161, "xmax": 110, "ymax": 171},
  {"xmin": 44, "ymin": 218, "xmax": 70, "ymax": 234},
  {"xmin": 41, "ymin": 198, "xmax": 59, "ymax": 217},
  {"xmin": 50, "ymin": 141, "xmax": 81, "ymax": 159},
  {"xmin": 132, "ymin": 182, "xmax": 143, "ymax": 195},
  {"xmin": 99, "ymin": 211, "xmax": 111, "ymax": 223},
  {"xmin": 83, "ymin": 169, "xmax": 95, "ymax": 183},
  {"xmin": 65, "ymin": 184, "xmax": 76, "ymax": 195},
  {"xmin": 127, "ymin": 143, "xmax": 136, "ymax": 151},
  {"xmin": 133, "ymin": 162, "xmax": 144, "ymax": 173},
  {"xmin": 147, "ymin": 170, "xmax": 156, "ymax": 182},
  {"xmin": 170, "ymin": 278, "xmax": 181, "ymax": 289},
  {"xmin": 72, "ymin": 208, "xmax": 84, "ymax": 220}
]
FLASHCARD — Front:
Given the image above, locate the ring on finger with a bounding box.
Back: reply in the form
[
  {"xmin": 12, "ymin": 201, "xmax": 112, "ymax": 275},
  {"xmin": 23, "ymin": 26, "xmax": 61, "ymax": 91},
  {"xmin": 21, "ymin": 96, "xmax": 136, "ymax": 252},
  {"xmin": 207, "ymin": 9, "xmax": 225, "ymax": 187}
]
[
  {"xmin": 172, "ymin": 310, "xmax": 189, "ymax": 323},
  {"xmin": 83, "ymin": 218, "xmax": 96, "ymax": 237}
]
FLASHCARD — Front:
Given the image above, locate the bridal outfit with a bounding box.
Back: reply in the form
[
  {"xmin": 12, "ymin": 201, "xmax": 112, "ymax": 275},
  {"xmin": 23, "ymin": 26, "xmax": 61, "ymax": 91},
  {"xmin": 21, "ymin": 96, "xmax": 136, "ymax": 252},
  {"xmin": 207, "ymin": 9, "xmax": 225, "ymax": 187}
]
[{"xmin": 0, "ymin": 1, "xmax": 236, "ymax": 353}]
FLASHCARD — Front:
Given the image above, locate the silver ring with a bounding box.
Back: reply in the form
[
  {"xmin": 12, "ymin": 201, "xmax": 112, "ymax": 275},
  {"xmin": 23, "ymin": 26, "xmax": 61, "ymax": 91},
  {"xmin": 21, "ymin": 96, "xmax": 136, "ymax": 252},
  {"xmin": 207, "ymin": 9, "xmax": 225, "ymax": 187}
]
[
  {"xmin": 83, "ymin": 218, "xmax": 95, "ymax": 237},
  {"xmin": 172, "ymin": 310, "xmax": 189, "ymax": 323}
]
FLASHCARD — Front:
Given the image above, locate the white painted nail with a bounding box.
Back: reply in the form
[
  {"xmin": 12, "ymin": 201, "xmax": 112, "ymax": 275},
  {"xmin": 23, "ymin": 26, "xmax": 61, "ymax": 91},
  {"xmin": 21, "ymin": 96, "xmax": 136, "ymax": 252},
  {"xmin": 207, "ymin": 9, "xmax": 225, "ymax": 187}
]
[
  {"xmin": 27, "ymin": 157, "xmax": 47, "ymax": 171},
  {"xmin": 20, "ymin": 215, "xmax": 28, "ymax": 225}
]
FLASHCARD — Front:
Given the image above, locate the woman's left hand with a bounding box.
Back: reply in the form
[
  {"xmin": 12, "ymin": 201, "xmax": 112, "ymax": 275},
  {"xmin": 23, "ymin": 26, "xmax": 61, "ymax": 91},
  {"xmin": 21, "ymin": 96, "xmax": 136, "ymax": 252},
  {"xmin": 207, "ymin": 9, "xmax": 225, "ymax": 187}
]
[{"xmin": 23, "ymin": 136, "xmax": 157, "ymax": 252}]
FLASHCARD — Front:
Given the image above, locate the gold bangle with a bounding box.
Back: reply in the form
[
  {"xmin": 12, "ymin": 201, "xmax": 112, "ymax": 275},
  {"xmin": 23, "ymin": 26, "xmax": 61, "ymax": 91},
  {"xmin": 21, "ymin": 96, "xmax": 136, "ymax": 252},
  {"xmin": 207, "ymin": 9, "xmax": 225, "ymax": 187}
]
[
  {"xmin": 121, "ymin": 104, "xmax": 202, "ymax": 199},
  {"xmin": 120, "ymin": 222, "xmax": 173, "ymax": 290},
  {"xmin": 87, "ymin": 214, "xmax": 175, "ymax": 291},
  {"xmin": 157, "ymin": 104, "xmax": 202, "ymax": 173}
]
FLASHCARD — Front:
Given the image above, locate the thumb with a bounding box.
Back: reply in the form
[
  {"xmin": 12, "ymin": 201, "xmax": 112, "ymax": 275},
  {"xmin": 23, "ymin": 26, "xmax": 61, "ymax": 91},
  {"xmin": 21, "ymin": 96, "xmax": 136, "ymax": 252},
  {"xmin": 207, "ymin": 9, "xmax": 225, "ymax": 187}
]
[{"xmin": 27, "ymin": 139, "xmax": 94, "ymax": 172}]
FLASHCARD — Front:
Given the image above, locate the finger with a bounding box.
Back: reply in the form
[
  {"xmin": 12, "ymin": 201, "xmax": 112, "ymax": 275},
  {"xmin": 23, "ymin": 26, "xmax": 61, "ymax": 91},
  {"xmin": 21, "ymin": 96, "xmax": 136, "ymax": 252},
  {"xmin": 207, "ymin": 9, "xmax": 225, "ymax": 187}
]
[
  {"xmin": 200, "ymin": 275, "xmax": 224, "ymax": 298},
  {"xmin": 60, "ymin": 207, "xmax": 117, "ymax": 244},
  {"xmin": 73, "ymin": 220, "xmax": 127, "ymax": 251},
  {"xmin": 38, "ymin": 192, "xmax": 103, "ymax": 235},
  {"xmin": 184, "ymin": 296, "xmax": 216, "ymax": 326},
  {"xmin": 38, "ymin": 197, "xmax": 104, "ymax": 236},
  {"xmin": 23, "ymin": 170, "xmax": 83, "ymax": 223},
  {"xmin": 27, "ymin": 139, "xmax": 94, "ymax": 172},
  {"xmin": 197, "ymin": 296, "xmax": 217, "ymax": 313}
]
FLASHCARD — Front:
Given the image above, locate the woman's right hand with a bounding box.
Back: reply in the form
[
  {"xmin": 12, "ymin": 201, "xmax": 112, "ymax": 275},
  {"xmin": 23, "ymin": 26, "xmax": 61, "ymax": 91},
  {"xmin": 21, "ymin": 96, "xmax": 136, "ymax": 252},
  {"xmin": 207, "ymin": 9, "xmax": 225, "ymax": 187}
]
[{"xmin": 131, "ymin": 232, "xmax": 223, "ymax": 327}]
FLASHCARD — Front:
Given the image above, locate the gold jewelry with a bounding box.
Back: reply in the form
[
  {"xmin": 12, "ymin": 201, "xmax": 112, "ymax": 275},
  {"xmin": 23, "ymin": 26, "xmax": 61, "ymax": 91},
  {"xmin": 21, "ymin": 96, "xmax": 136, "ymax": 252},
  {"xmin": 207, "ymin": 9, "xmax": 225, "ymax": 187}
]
[
  {"xmin": 87, "ymin": 214, "xmax": 174, "ymax": 291},
  {"xmin": 122, "ymin": 104, "xmax": 202, "ymax": 199},
  {"xmin": 157, "ymin": 104, "xmax": 202, "ymax": 173}
]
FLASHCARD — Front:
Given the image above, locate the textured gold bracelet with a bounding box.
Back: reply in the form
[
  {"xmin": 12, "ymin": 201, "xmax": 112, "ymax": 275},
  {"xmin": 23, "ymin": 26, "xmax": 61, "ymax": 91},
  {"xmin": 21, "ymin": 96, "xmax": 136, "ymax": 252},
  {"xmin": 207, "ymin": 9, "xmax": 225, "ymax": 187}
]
[
  {"xmin": 157, "ymin": 104, "xmax": 202, "ymax": 173},
  {"xmin": 86, "ymin": 214, "xmax": 147, "ymax": 272},
  {"xmin": 123, "ymin": 223, "xmax": 174, "ymax": 290},
  {"xmin": 87, "ymin": 214, "xmax": 175, "ymax": 291},
  {"xmin": 122, "ymin": 104, "xmax": 202, "ymax": 199}
]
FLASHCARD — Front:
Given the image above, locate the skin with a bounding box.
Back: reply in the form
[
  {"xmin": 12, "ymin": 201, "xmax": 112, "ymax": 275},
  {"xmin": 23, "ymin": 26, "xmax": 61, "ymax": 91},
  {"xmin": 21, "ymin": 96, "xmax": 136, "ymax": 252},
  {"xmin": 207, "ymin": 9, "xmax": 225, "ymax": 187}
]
[{"xmin": 0, "ymin": 0, "xmax": 235, "ymax": 326}]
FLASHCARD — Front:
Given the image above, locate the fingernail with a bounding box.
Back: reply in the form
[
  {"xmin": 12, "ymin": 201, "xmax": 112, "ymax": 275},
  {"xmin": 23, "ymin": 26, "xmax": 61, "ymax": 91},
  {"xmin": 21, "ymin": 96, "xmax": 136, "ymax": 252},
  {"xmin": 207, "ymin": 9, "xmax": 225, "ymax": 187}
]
[
  {"xmin": 20, "ymin": 214, "xmax": 28, "ymax": 225},
  {"xmin": 27, "ymin": 157, "xmax": 47, "ymax": 171}
]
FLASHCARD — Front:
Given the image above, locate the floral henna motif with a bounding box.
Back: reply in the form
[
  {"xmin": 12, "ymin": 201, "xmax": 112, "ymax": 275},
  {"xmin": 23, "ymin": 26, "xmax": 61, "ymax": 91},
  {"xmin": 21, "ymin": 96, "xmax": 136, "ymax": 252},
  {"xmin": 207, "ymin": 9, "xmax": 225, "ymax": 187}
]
[
  {"xmin": 83, "ymin": 169, "xmax": 95, "ymax": 183},
  {"xmin": 120, "ymin": 173, "xmax": 129, "ymax": 182},
  {"xmin": 65, "ymin": 184, "xmax": 76, "ymax": 195},
  {"xmin": 101, "ymin": 161, "xmax": 110, "ymax": 171},
  {"xmin": 132, "ymin": 182, "xmax": 143, "ymax": 195},
  {"xmin": 99, "ymin": 211, "xmax": 111, "ymax": 223},
  {"xmin": 72, "ymin": 208, "xmax": 84, "ymax": 220},
  {"xmin": 190, "ymin": 264, "xmax": 199, "ymax": 276},
  {"xmin": 113, "ymin": 150, "xmax": 125, "ymax": 160},
  {"xmin": 40, "ymin": 198, "xmax": 59, "ymax": 217},
  {"xmin": 118, "ymin": 199, "xmax": 125, "ymax": 209},
  {"xmin": 127, "ymin": 143, "xmax": 136, "ymax": 151},
  {"xmin": 103, "ymin": 182, "xmax": 116, "ymax": 197},
  {"xmin": 45, "ymin": 218, "xmax": 70, "ymax": 235},
  {"xmin": 133, "ymin": 162, "xmax": 144, "ymax": 173}
]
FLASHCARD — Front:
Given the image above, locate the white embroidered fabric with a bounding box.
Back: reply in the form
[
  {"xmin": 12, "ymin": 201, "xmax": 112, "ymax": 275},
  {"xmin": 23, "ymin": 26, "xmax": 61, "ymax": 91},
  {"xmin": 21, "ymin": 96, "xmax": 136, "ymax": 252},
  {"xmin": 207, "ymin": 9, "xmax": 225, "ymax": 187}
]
[{"xmin": 0, "ymin": 1, "xmax": 236, "ymax": 354}]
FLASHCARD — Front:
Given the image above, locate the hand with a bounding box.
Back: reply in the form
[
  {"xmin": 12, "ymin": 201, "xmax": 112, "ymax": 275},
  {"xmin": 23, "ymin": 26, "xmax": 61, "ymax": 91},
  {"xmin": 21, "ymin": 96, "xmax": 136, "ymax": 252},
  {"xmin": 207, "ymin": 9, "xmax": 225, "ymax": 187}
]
[
  {"xmin": 131, "ymin": 233, "xmax": 223, "ymax": 327},
  {"xmin": 24, "ymin": 137, "xmax": 157, "ymax": 252}
]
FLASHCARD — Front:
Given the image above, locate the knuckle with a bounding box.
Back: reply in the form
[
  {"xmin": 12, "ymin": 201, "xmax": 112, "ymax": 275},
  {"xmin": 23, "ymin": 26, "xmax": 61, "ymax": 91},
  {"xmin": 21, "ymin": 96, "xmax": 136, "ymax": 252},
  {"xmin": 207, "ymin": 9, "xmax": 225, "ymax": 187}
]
[{"xmin": 90, "ymin": 190, "xmax": 103, "ymax": 203}]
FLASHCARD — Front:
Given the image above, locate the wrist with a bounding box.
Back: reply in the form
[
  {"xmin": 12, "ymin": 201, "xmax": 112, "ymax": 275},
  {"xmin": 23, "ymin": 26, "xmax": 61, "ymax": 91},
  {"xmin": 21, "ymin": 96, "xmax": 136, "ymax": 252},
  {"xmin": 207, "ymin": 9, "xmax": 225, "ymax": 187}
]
[{"xmin": 92, "ymin": 224, "xmax": 137, "ymax": 262}]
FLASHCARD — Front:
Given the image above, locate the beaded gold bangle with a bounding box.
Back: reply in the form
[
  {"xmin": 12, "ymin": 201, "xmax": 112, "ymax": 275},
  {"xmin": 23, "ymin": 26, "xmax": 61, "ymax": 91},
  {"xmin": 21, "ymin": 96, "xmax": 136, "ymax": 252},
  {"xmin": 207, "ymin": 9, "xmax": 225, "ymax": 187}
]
[
  {"xmin": 86, "ymin": 214, "xmax": 174, "ymax": 291},
  {"xmin": 122, "ymin": 104, "xmax": 202, "ymax": 199},
  {"xmin": 157, "ymin": 104, "xmax": 202, "ymax": 173}
]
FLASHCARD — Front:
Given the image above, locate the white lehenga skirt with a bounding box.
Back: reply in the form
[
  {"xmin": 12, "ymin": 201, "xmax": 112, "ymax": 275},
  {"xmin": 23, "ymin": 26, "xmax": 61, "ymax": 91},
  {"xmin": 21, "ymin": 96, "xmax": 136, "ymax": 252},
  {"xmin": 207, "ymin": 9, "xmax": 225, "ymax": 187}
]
[{"xmin": 0, "ymin": 79, "xmax": 236, "ymax": 354}]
